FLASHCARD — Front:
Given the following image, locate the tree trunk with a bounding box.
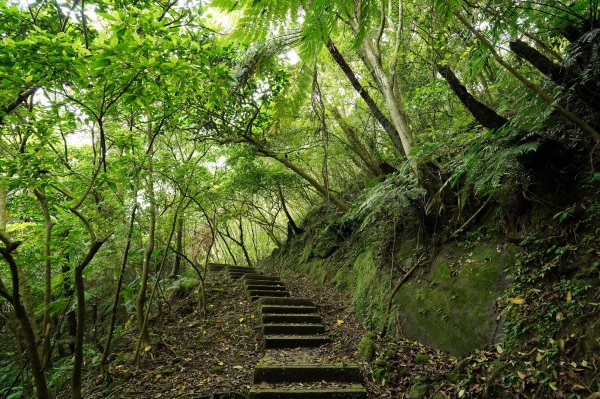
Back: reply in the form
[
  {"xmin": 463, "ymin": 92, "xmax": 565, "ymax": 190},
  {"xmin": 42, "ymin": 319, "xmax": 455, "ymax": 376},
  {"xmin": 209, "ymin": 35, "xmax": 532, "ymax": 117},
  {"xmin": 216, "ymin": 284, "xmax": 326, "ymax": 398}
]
[
  {"xmin": 358, "ymin": 38, "xmax": 416, "ymax": 157},
  {"xmin": 326, "ymin": 39, "xmax": 406, "ymax": 156},
  {"xmin": 253, "ymin": 142, "xmax": 350, "ymax": 212},
  {"xmin": 136, "ymin": 125, "xmax": 156, "ymax": 347},
  {"xmin": 456, "ymin": 11, "xmax": 600, "ymax": 142},
  {"xmin": 0, "ymin": 182, "xmax": 6, "ymax": 231},
  {"xmin": 72, "ymin": 240, "xmax": 107, "ymax": 399},
  {"xmin": 328, "ymin": 106, "xmax": 384, "ymax": 177},
  {"xmin": 436, "ymin": 63, "xmax": 508, "ymax": 129},
  {"xmin": 99, "ymin": 203, "xmax": 137, "ymax": 377},
  {"xmin": 0, "ymin": 236, "xmax": 53, "ymax": 399},
  {"xmin": 509, "ymin": 39, "xmax": 598, "ymax": 106},
  {"xmin": 171, "ymin": 216, "xmax": 184, "ymax": 278},
  {"xmin": 218, "ymin": 230, "xmax": 238, "ymax": 264},
  {"xmin": 134, "ymin": 206, "xmax": 181, "ymax": 361},
  {"xmin": 33, "ymin": 189, "xmax": 54, "ymax": 368},
  {"xmin": 278, "ymin": 185, "xmax": 302, "ymax": 236}
]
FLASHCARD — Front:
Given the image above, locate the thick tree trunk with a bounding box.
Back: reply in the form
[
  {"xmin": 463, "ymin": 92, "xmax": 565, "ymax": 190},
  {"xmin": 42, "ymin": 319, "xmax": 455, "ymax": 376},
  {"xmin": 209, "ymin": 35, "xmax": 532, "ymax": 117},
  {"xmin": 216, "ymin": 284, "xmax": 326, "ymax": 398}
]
[
  {"xmin": 456, "ymin": 11, "xmax": 600, "ymax": 142},
  {"xmin": 436, "ymin": 64, "xmax": 508, "ymax": 129},
  {"xmin": 509, "ymin": 39, "xmax": 598, "ymax": 106},
  {"xmin": 326, "ymin": 40, "xmax": 406, "ymax": 156}
]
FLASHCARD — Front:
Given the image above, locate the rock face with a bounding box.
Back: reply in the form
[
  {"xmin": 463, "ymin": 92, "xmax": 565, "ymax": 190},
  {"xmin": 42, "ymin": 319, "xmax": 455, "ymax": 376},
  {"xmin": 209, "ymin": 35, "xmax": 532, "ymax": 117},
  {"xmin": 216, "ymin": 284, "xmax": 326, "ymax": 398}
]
[
  {"xmin": 390, "ymin": 242, "xmax": 517, "ymax": 355},
  {"xmin": 260, "ymin": 224, "xmax": 519, "ymax": 355}
]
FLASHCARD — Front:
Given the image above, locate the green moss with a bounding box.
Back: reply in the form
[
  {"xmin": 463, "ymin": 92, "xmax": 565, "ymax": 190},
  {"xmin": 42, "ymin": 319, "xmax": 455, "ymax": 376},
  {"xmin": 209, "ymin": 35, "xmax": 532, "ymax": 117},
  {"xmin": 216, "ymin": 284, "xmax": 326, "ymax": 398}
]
[
  {"xmin": 414, "ymin": 353, "xmax": 428, "ymax": 363},
  {"xmin": 392, "ymin": 242, "xmax": 518, "ymax": 355},
  {"xmin": 408, "ymin": 380, "xmax": 428, "ymax": 399},
  {"xmin": 358, "ymin": 333, "xmax": 377, "ymax": 362},
  {"xmin": 351, "ymin": 249, "xmax": 391, "ymax": 329}
]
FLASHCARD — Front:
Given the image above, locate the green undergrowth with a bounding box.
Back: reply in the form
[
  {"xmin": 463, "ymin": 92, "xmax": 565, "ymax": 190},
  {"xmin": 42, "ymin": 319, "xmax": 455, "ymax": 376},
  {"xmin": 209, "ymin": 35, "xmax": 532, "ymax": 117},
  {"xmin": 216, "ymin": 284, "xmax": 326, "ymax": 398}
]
[{"xmin": 261, "ymin": 167, "xmax": 600, "ymax": 397}]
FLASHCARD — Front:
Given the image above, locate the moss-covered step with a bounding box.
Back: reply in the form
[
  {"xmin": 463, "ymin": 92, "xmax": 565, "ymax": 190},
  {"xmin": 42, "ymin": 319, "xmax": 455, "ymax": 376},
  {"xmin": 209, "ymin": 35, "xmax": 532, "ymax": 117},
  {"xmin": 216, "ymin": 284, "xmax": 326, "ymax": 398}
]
[
  {"xmin": 263, "ymin": 334, "xmax": 329, "ymax": 349},
  {"xmin": 249, "ymin": 384, "xmax": 366, "ymax": 399},
  {"xmin": 261, "ymin": 305, "xmax": 318, "ymax": 315},
  {"xmin": 249, "ymin": 290, "xmax": 291, "ymax": 301},
  {"xmin": 262, "ymin": 323, "xmax": 325, "ymax": 335},
  {"xmin": 254, "ymin": 363, "xmax": 362, "ymax": 383},
  {"xmin": 261, "ymin": 314, "xmax": 322, "ymax": 324},
  {"xmin": 246, "ymin": 285, "xmax": 289, "ymax": 292},
  {"xmin": 258, "ymin": 298, "xmax": 315, "ymax": 306}
]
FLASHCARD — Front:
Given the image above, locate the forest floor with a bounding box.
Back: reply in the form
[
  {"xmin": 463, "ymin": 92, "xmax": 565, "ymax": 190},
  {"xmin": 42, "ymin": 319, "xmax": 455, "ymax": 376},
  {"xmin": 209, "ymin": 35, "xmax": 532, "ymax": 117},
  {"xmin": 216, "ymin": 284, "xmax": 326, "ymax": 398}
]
[
  {"xmin": 81, "ymin": 269, "xmax": 369, "ymax": 398},
  {"xmin": 76, "ymin": 267, "xmax": 599, "ymax": 398}
]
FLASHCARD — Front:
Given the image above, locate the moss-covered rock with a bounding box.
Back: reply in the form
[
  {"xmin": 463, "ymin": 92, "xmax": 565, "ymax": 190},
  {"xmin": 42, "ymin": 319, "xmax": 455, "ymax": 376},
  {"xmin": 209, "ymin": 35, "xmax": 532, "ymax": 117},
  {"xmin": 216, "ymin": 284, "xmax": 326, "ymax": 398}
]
[
  {"xmin": 392, "ymin": 242, "xmax": 518, "ymax": 355},
  {"xmin": 351, "ymin": 248, "xmax": 390, "ymax": 329},
  {"xmin": 358, "ymin": 332, "xmax": 377, "ymax": 362}
]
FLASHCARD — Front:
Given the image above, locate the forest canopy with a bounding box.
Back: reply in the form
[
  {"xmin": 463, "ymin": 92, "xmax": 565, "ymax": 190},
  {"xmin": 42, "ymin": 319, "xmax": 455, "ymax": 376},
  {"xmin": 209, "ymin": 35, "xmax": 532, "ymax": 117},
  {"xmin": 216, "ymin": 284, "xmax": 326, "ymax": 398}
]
[{"xmin": 1, "ymin": 0, "xmax": 599, "ymax": 397}]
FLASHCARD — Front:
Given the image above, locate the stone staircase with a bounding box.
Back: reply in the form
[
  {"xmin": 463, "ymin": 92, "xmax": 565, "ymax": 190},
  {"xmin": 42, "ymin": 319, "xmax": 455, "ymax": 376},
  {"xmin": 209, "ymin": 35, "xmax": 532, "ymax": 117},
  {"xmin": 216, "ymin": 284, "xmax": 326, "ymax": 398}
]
[{"xmin": 209, "ymin": 263, "xmax": 367, "ymax": 398}]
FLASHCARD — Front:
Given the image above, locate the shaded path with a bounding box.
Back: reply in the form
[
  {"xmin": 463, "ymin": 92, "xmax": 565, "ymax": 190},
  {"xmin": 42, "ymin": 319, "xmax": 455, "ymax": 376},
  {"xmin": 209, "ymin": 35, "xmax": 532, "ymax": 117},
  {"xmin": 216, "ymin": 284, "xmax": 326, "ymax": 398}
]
[{"xmin": 210, "ymin": 264, "xmax": 367, "ymax": 398}]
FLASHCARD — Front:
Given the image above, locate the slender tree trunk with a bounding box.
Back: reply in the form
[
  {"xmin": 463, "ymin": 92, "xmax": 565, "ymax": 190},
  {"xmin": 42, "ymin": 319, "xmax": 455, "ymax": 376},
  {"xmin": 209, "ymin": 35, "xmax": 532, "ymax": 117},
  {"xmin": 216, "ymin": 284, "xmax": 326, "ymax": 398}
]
[
  {"xmin": 250, "ymin": 141, "xmax": 350, "ymax": 212},
  {"xmin": 99, "ymin": 203, "xmax": 137, "ymax": 377},
  {"xmin": 72, "ymin": 239, "xmax": 107, "ymax": 399},
  {"xmin": 328, "ymin": 106, "xmax": 383, "ymax": 176},
  {"xmin": 0, "ymin": 236, "xmax": 53, "ymax": 399},
  {"xmin": 218, "ymin": 230, "xmax": 238, "ymax": 264},
  {"xmin": 436, "ymin": 63, "xmax": 508, "ymax": 129},
  {"xmin": 0, "ymin": 183, "xmax": 6, "ymax": 231},
  {"xmin": 136, "ymin": 125, "xmax": 156, "ymax": 347},
  {"xmin": 134, "ymin": 206, "xmax": 181, "ymax": 361},
  {"xmin": 171, "ymin": 216, "xmax": 184, "ymax": 278},
  {"xmin": 34, "ymin": 189, "xmax": 54, "ymax": 368},
  {"xmin": 235, "ymin": 219, "xmax": 253, "ymax": 267},
  {"xmin": 278, "ymin": 185, "xmax": 302, "ymax": 236}
]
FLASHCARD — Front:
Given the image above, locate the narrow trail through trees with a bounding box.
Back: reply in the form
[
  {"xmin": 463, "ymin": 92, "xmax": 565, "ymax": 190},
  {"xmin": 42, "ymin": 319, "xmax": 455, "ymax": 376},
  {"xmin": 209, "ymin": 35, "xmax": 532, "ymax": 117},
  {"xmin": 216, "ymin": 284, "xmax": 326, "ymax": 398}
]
[{"xmin": 209, "ymin": 264, "xmax": 367, "ymax": 399}]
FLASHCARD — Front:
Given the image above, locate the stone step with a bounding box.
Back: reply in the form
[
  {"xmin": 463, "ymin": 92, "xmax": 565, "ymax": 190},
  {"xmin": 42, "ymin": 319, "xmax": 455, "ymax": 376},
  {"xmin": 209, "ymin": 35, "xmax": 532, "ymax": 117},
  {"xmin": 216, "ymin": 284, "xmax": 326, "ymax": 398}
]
[
  {"xmin": 246, "ymin": 285, "xmax": 288, "ymax": 292},
  {"xmin": 209, "ymin": 263, "xmax": 253, "ymax": 271},
  {"xmin": 261, "ymin": 314, "xmax": 323, "ymax": 324},
  {"xmin": 261, "ymin": 305, "xmax": 318, "ymax": 315},
  {"xmin": 263, "ymin": 334, "xmax": 329, "ymax": 349},
  {"xmin": 254, "ymin": 363, "xmax": 362, "ymax": 383},
  {"xmin": 227, "ymin": 268, "xmax": 257, "ymax": 273},
  {"xmin": 229, "ymin": 270, "xmax": 258, "ymax": 275},
  {"xmin": 243, "ymin": 278, "xmax": 284, "ymax": 286},
  {"xmin": 262, "ymin": 323, "xmax": 325, "ymax": 335},
  {"xmin": 229, "ymin": 272, "xmax": 259, "ymax": 280},
  {"xmin": 249, "ymin": 384, "xmax": 366, "ymax": 398},
  {"xmin": 258, "ymin": 297, "xmax": 315, "ymax": 307},
  {"xmin": 249, "ymin": 290, "xmax": 291, "ymax": 301},
  {"xmin": 241, "ymin": 273, "xmax": 279, "ymax": 280}
]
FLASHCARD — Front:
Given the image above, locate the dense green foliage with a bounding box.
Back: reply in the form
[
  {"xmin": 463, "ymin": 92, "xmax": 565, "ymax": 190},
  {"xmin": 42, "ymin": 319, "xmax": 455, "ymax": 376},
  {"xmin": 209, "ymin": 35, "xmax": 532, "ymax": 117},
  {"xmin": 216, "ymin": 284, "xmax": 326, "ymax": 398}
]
[{"xmin": 1, "ymin": 0, "xmax": 599, "ymax": 397}]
